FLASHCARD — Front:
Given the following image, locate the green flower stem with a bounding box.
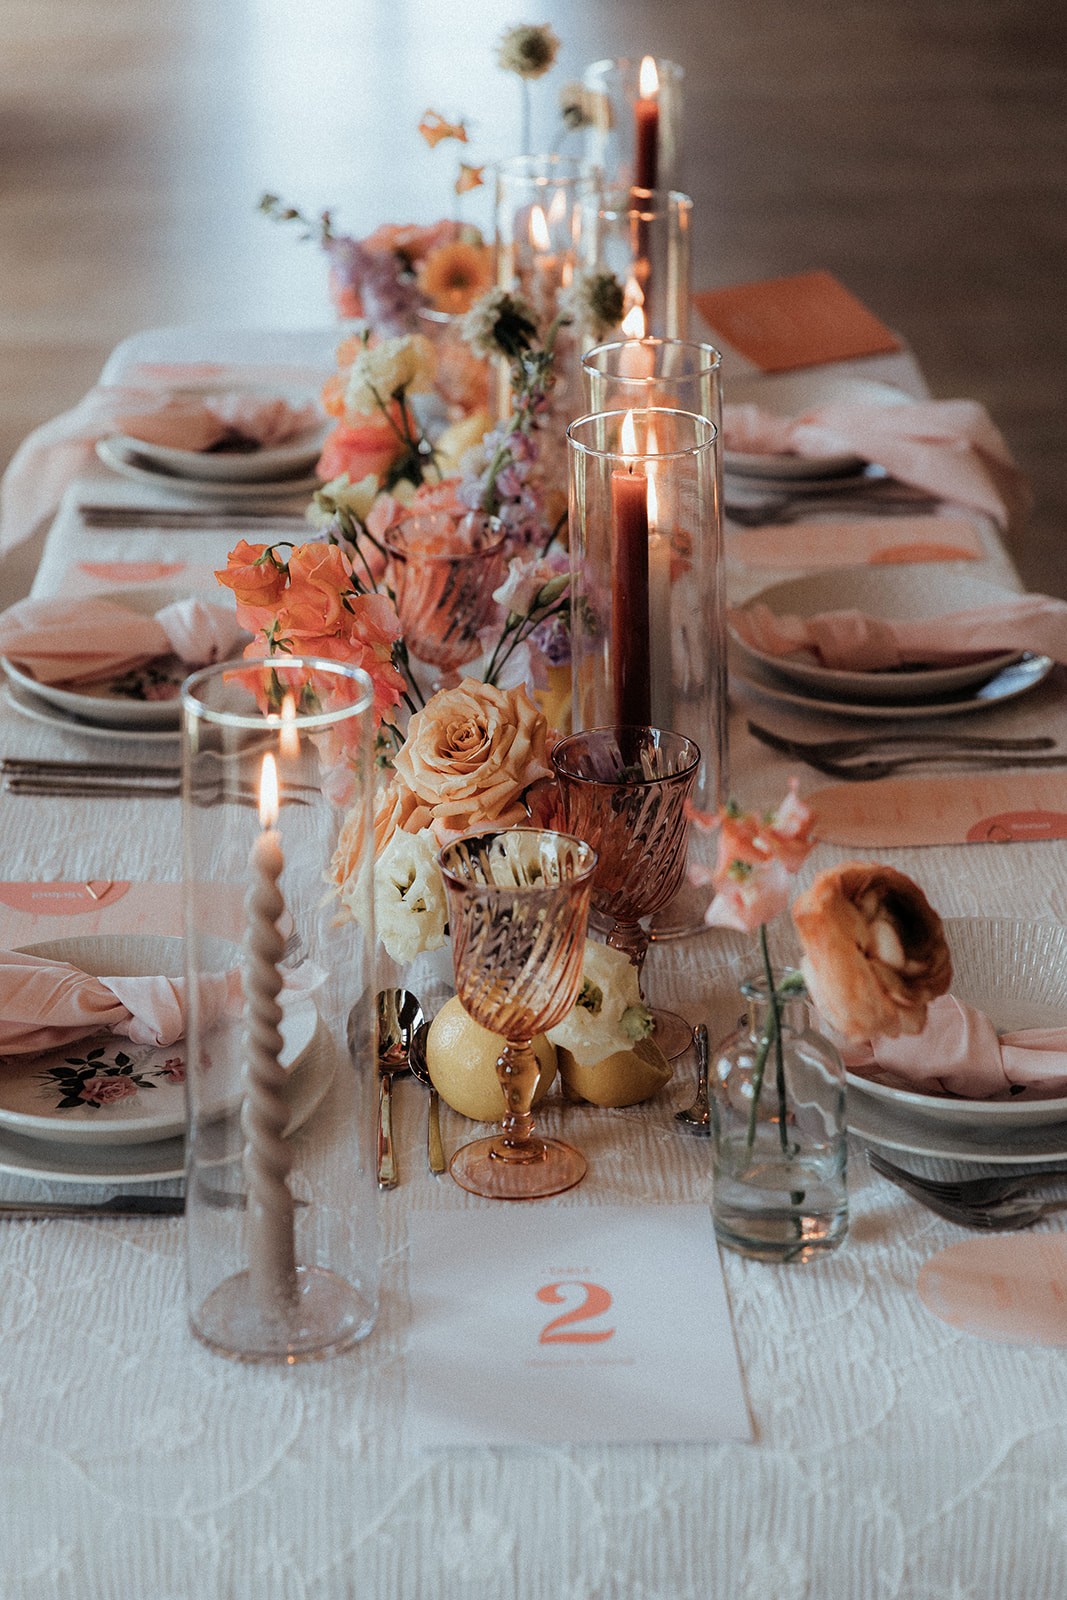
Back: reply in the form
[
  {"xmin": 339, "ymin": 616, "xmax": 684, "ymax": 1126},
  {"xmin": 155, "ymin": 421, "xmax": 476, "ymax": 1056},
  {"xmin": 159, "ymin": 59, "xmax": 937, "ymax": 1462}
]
[{"xmin": 760, "ymin": 924, "xmax": 790, "ymax": 1154}]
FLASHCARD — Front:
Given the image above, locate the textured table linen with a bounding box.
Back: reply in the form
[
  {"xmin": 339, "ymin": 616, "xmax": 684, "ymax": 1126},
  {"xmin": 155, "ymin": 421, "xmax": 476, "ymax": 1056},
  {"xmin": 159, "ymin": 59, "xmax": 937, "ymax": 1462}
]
[{"xmin": 2, "ymin": 330, "xmax": 1067, "ymax": 1600}]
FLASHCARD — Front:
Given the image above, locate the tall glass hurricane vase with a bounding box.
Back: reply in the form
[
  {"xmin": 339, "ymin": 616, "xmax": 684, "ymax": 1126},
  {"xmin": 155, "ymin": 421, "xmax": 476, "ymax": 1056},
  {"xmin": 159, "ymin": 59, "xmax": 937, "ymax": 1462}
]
[
  {"xmin": 710, "ymin": 973, "xmax": 849, "ymax": 1263},
  {"xmin": 580, "ymin": 57, "xmax": 684, "ymax": 193},
  {"xmin": 181, "ymin": 657, "xmax": 379, "ymax": 1363},
  {"xmin": 438, "ymin": 828, "xmax": 597, "ymax": 1200},
  {"xmin": 581, "ymin": 188, "xmax": 692, "ymax": 340}
]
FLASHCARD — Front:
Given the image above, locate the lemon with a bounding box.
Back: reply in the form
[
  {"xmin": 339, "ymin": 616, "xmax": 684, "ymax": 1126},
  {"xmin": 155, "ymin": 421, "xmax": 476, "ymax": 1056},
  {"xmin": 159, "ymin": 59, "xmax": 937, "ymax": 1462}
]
[
  {"xmin": 425, "ymin": 996, "xmax": 557, "ymax": 1122},
  {"xmin": 557, "ymin": 1037, "xmax": 672, "ymax": 1107}
]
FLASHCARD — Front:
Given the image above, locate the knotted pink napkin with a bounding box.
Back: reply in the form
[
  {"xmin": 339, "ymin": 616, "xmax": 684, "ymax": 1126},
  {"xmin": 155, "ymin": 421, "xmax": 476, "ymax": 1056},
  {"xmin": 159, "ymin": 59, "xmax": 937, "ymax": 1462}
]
[
  {"xmin": 116, "ymin": 392, "xmax": 319, "ymax": 453},
  {"xmin": 0, "ymin": 595, "xmax": 245, "ymax": 685},
  {"xmin": 729, "ymin": 593, "xmax": 1067, "ymax": 671},
  {"xmin": 843, "ymin": 993, "xmax": 1067, "ymax": 1100},
  {"xmin": 0, "ymin": 951, "xmax": 243, "ymax": 1057},
  {"xmin": 723, "ymin": 398, "xmax": 1031, "ymax": 531}
]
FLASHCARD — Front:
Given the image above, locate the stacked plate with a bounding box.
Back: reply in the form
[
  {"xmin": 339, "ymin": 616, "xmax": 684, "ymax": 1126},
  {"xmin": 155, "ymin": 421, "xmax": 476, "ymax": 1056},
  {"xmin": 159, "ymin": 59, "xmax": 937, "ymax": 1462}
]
[
  {"xmin": 729, "ymin": 567, "xmax": 1054, "ymax": 720},
  {"xmin": 848, "ymin": 918, "xmax": 1067, "ymax": 1163},
  {"xmin": 723, "ymin": 371, "xmax": 911, "ymax": 488},
  {"xmin": 0, "ymin": 935, "xmax": 327, "ymax": 1183},
  {"xmin": 97, "ymin": 412, "xmax": 328, "ymax": 503},
  {"xmin": 1, "ymin": 586, "xmax": 247, "ymax": 743}
]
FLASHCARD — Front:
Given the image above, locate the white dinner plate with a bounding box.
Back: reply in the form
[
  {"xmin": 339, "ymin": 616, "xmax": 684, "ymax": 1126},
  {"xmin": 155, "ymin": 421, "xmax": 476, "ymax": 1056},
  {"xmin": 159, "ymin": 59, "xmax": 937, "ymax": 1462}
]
[
  {"xmin": 0, "ymin": 936, "xmax": 317, "ymax": 1145},
  {"xmin": 1, "ymin": 587, "xmax": 245, "ymax": 730},
  {"xmin": 723, "ymin": 373, "xmax": 912, "ymax": 480},
  {"xmin": 0, "ymin": 1035, "xmax": 336, "ymax": 1184},
  {"xmin": 847, "ymin": 1091, "xmax": 1067, "ymax": 1164},
  {"xmin": 847, "ymin": 919, "xmax": 1067, "ymax": 1131},
  {"xmin": 729, "ymin": 568, "xmax": 1023, "ymax": 703},
  {"xmin": 2, "ymin": 680, "xmax": 182, "ymax": 744},
  {"xmin": 731, "ymin": 647, "xmax": 1053, "ymax": 721},
  {"xmin": 109, "ymin": 423, "xmax": 328, "ymax": 484},
  {"xmin": 96, "ymin": 438, "xmax": 321, "ymax": 502}
]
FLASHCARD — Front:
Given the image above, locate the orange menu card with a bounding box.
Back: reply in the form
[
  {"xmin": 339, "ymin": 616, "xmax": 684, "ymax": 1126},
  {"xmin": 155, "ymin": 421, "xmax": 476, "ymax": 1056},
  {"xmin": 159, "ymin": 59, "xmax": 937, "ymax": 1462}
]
[{"xmin": 693, "ymin": 269, "xmax": 902, "ymax": 372}]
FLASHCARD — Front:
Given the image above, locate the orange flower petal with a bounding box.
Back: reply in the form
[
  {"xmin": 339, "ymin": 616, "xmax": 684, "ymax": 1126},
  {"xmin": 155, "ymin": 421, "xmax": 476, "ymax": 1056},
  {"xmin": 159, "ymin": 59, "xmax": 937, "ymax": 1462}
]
[{"xmin": 418, "ymin": 110, "xmax": 469, "ymax": 148}]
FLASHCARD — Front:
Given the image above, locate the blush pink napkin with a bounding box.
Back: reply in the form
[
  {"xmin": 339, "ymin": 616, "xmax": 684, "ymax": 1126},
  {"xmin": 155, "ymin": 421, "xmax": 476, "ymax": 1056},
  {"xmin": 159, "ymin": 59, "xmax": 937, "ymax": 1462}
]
[
  {"xmin": 0, "ymin": 361, "xmax": 326, "ymax": 554},
  {"xmin": 0, "ymin": 951, "xmax": 243, "ymax": 1056},
  {"xmin": 722, "ymin": 398, "xmax": 1031, "ymax": 531},
  {"xmin": 0, "ymin": 595, "xmax": 245, "ymax": 685},
  {"xmin": 116, "ymin": 393, "xmax": 319, "ymax": 453},
  {"xmin": 843, "ymin": 993, "xmax": 1067, "ymax": 1099},
  {"xmin": 729, "ymin": 593, "xmax": 1067, "ymax": 671}
]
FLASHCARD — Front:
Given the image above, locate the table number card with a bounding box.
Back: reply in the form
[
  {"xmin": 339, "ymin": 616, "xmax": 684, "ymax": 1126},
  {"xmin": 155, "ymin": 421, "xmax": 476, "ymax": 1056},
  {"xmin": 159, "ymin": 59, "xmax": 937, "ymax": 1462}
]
[
  {"xmin": 405, "ymin": 1204, "xmax": 751, "ymax": 1448},
  {"xmin": 807, "ymin": 772, "xmax": 1067, "ymax": 848},
  {"xmin": 693, "ymin": 269, "xmax": 902, "ymax": 372}
]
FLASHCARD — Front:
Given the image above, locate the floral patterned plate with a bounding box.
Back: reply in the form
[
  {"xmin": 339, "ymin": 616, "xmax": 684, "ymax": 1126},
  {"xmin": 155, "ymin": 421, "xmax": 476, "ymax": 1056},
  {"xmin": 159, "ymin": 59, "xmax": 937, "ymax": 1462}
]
[
  {"xmin": 0, "ymin": 936, "xmax": 317, "ymax": 1146},
  {"xmin": 1, "ymin": 587, "xmax": 246, "ymax": 730}
]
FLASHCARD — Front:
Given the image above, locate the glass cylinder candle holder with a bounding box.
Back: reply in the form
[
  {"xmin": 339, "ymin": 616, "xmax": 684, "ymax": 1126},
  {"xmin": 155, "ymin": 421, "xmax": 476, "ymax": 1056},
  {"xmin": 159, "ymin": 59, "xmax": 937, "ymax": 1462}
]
[
  {"xmin": 414, "ymin": 306, "xmax": 491, "ymax": 422},
  {"xmin": 566, "ymin": 407, "xmax": 726, "ymax": 888},
  {"xmin": 582, "ymin": 188, "xmax": 692, "ymax": 341},
  {"xmin": 181, "ymin": 657, "xmax": 380, "ymax": 1364},
  {"xmin": 580, "ymin": 57, "xmax": 684, "ymax": 193}
]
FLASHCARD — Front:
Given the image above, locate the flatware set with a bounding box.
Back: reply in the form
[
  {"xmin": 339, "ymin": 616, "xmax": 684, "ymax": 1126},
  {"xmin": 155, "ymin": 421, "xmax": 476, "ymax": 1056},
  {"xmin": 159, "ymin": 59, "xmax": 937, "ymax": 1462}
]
[
  {"xmin": 746, "ymin": 721, "xmax": 1064, "ymax": 780},
  {"xmin": 868, "ymin": 1150, "xmax": 1067, "ymax": 1230}
]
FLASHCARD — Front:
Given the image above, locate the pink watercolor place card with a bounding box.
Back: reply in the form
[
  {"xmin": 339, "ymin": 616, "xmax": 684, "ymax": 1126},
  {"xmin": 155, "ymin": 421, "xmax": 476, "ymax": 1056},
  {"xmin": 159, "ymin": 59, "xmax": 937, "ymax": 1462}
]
[
  {"xmin": 808, "ymin": 772, "xmax": 1067, "ymax": 848},
  {"xmin": 731, "ymin": 515, "xmax": 984, "ymax": 570},
  {"xmin": 693, "ymin": 270, "xmax": 902, "ymax": 373},
  {"xmin": 0, "ymin": 882, "xmax": 246, "ymax": 946},
  {"xmin": 405, "ymin": 1204, "xmax": 751, "ymax": 1448},
  {"xmin": 918, "ymin": 1236, "xmax": 1067, "ymax": 1346}
]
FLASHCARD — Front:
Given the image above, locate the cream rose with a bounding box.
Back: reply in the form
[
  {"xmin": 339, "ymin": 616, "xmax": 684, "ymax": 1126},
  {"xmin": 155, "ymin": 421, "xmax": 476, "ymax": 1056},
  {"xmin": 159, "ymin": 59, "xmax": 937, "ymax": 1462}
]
[
  {"xmin": 391, "ymin": 678, "xmax": 552, "ymax": 842},
  {"xmin": 792, "ymin": 863, "xmax": 952, "ymax": 1042}
]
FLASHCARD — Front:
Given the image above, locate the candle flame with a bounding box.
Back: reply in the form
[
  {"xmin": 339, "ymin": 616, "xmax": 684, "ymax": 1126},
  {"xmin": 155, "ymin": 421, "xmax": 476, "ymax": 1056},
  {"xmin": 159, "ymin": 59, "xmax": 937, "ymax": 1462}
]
[
  {"xmin": 279, "ymin": 692, "xmax": 299, "ymax": 759},
  {"xmin": 547, "ymin": 188, "xmax": 567, "ymax": 228},
  {"xmin": 621, "ymin": 301, "xmax": 646, "ymax": 340},
  {"xmin": 621, "ymin": 409, "xmax": 639, "ymax": 463},
  {"xmin": 639, "ymin": 56, "xmax": 659, "ymax": 98},
  {"xmin": 258, "ymin": 754, "xmax": 279, "ymax": 829},
  {"xmin": 647, "ymin": 471, "xmax": 659, "ymax": 526},
  {"xmin": 529, "ymin": 204, "xmax": 551, "ymax": 252}
]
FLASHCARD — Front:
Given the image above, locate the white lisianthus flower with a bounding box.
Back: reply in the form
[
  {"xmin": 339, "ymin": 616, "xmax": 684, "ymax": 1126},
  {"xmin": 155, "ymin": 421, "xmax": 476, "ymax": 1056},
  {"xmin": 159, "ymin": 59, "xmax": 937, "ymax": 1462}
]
[
  {"xmin": 306, "ymin": 472, "xmax": 380, "ymax": 529},
  {"xmin": 492, "ymin": 556, "xmax": 570, "ymax": 621},
  {"xmin": 373, "ymin": 827, "xmax": 449, "ymax": 965},
  {"xmin": 343, "ymin": 334, "xmax": 436, "ymax": 416},
  {"xmin": 546, "ymin": 940, "xmax": 654, "ymax": 1066}
]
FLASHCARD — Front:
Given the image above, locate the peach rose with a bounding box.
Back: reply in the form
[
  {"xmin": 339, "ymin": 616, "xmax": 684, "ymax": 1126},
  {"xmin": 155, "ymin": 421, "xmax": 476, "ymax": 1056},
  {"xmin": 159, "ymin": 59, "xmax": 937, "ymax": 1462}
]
[
  {"xmin": 792, "ymin": 863, "xmax": 952, "ymax": 1042},
  {"xmin": 392, "ymin": 677, "xmax": 552, "ymax": 842},
  {"xmin": 316, "ymin": 416, "xmax": 404, "ymax": 483}
]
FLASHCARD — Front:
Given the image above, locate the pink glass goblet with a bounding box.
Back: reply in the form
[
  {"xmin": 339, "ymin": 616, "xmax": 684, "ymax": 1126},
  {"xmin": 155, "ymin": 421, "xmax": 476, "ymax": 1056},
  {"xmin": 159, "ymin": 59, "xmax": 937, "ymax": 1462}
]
[
  {"xmin": 550, "ymin": 726, "xmax": 700, "ymax": 1060},
  {"xmin": 385, "ymin": 510, "xmax": 506, "ymax": 690},
  {"xmin": 437, "ymin": 827, "xmax": 598, "ymax": 1200}
]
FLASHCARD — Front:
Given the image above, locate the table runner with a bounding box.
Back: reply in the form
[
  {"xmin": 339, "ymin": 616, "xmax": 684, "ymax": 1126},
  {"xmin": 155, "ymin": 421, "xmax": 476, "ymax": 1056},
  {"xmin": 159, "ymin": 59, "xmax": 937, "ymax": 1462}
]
[{"xmin": 1, "ymin": 329, "xmax": 1066, "ymax": 1599}]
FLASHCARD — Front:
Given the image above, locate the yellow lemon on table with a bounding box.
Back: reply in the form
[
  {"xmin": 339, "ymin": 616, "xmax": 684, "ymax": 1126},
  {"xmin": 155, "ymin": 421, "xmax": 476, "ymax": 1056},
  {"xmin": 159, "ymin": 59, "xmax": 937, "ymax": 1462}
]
[
  {"xmin": 557, "ymin": 1037, "xmax": 672, "ymax": 1107},
  {"xmin": 425, "ymin": 996, "xmax": 557, "ymax": 1122}
]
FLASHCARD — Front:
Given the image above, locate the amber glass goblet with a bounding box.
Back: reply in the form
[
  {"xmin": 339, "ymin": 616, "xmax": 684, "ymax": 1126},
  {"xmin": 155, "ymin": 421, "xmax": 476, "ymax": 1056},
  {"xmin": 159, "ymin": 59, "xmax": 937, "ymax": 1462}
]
[
  {"xmin": 550, "ymin": 726, "xmax": 700, "ymax": 1059},
  {"xmin": 437, "ymin": 828, "xmax": 598, "ymax": 1200},
  {"xmin": 385, "ymin": 510, "xmax": 506, "ymax": 689}
]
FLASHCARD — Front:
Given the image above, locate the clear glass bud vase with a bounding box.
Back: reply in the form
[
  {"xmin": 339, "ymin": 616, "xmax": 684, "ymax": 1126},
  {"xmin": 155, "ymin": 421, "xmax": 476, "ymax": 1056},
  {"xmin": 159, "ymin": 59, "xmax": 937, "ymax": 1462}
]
[{"xmin": 710, "ymin": 973, "xmax": 848, "ymax": 1263}]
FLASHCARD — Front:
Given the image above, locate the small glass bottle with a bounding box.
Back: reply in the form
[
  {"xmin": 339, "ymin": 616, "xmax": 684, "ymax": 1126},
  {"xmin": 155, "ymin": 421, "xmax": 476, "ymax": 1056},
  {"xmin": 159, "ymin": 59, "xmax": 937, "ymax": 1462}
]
[{"xmin": 710, "ymin": 973, "xmax": 848, "ymax": 1262}]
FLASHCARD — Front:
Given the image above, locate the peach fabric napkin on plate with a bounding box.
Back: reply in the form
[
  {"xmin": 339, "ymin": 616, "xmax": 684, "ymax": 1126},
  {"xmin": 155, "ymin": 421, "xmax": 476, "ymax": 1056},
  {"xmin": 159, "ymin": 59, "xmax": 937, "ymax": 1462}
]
[
  {"xmin": 115, "ymin": 393, "xmax": 319, "ymax": 453},
  {"xmin": 722, "ymin": 398, "xmax": 1030, "ymax": 531},
  {"xmin": 0, "ymin": 594, "xmax": 245, "ymax": 685},
  {"xmin": 0, "ymin": 950, "xmax": 242, "ymax": 1057},
  {"xmin": 843, "ymin": 993, "xmax": 1067, "ymax": 1099},
  {"xmin": 729, "ymin": 593, "xmax": 1067, "ymax": 671}
]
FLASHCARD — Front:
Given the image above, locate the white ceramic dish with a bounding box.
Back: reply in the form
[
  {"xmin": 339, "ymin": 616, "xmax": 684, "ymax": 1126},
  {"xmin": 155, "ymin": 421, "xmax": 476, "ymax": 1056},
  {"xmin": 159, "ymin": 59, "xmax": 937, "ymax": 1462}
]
[
  {"xmin": 109, "ymin": 423, "xmax": 327, "ymax": 484},
  {"xmin": 847, "ymin": 1091, "xmax": 1067, "ymax": 1164},
  {"xmin": 723, "ymin": 373, "xmax": 912, "ymax": 480},
  {"xmin": 96, "ymin": 438, "xmax": 321, "ymax": 502},
  {"xmin": 847, "ymin": 919, "xmax": 1067, "ymax": 1131},
  {"xmin": 0, "ymin": 936, "xmax": 317, "ymax": 1145},
  {"xmin": 1, "ymin": 587, "xmax": 244, "ymax": 730},
  {"xmin": 731, "ymin": 647, "xmax": 1053, "ymax": 721},
  {"xmin": 2, "ymin": 681, "xmax": 182, "ymax": 744},
  {"xmin": 0, "ymin": 1036, "xmax": 335, "ymax": 1184},
  {"xmin": 729, "ymin": 568, "xmax": 1022, "ymax": 703}
]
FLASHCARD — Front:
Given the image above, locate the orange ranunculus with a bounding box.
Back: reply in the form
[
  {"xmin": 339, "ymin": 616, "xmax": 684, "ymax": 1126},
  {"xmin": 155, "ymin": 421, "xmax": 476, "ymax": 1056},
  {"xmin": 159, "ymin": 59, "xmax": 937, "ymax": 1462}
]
[
  {"xmin": 417, "ymin": 241, "xmax": 493, "ymax": 315},
  {"xmin": 316, "ymin": 417, "xmax": 404, "ymax": 483},
  {"xmin": 279, "ymin": 543, "xmax": 353, "ymax": 639},
  {"xmin": 215, "ymin": 541, "xmax": 288, "ymax": 609}
]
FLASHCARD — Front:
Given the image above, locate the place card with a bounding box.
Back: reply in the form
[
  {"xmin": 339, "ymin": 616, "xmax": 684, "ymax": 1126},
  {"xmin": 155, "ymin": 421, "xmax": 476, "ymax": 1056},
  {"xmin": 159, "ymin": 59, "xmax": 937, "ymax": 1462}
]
[
  {"xmin": 693, "ymin": 270, "xmax": 902, "ymax": 372},
  {"xmin": 730, "ymin": 515, "xmax": 983, "ymax": 570},
  {"xmin": 917, "ymin": 1236, "xmax": 1067, "ymax": 1346},
  {"xmin": 405, "ymin": 1203, "xmax": 751, "ymax": 1448},
  {"xmin": 0, "ymin": 881, "xmax": 245, "ymax": 945},
  {"xmin": 808, "ymin": 771, "xmax": 1067, "ymax": 848}
]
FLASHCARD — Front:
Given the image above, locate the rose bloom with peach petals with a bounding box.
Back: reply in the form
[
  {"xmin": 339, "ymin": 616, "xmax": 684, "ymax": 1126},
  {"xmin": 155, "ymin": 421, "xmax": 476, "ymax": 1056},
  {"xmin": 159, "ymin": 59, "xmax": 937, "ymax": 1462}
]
[
  {"xmin": 390, "ymin": 677, "xmax": 552, "ymax": 845},
  {"xmin": 792, "ymin": 863, "xmax": 952, "ymax": 1042}
]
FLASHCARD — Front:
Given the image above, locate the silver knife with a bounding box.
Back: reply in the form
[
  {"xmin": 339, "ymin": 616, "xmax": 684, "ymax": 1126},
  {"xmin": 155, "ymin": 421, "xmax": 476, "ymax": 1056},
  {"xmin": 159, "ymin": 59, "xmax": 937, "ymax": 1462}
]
[{"xmin": 0, "ymin": 1195, "xmax": 185, "ymax": 1218}]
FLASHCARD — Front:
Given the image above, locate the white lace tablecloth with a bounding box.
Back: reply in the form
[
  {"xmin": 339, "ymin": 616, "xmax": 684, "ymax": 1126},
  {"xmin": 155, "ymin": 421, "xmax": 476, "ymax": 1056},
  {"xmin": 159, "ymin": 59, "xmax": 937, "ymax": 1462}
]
[{"xmin": 3, "ymin": 330, "xmax": 1067, "ymax": 1599}]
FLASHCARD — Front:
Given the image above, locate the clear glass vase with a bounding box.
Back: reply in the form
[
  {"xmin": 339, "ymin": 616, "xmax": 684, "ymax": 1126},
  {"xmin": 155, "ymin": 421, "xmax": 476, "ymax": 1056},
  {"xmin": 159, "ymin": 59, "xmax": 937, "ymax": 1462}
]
[{"xmin": 710, "ymin": 973, "xmax": 848, "ymax": 1263}]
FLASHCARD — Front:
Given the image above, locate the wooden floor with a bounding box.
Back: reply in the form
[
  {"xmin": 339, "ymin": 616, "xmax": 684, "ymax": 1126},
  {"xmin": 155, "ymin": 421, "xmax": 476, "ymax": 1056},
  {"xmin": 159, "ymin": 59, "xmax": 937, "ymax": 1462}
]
[{"xmin": 2, "ymin": 0, "xmax": 1064, "ymax": 595}]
